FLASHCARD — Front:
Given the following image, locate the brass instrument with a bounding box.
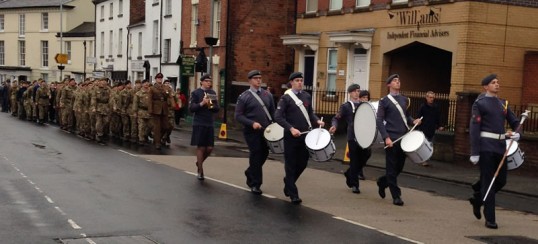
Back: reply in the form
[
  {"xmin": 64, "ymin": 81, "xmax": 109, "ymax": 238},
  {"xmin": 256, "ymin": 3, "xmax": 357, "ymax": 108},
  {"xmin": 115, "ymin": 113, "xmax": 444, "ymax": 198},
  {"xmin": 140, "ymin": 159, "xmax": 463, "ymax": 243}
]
[{"xmin": 204, "ymin": 92, "xmax": 215, "ymax": 109}]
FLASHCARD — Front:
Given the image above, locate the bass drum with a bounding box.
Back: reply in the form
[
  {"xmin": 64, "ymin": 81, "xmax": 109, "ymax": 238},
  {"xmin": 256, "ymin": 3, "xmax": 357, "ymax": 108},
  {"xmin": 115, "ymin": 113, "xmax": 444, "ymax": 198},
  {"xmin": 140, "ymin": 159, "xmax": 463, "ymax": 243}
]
[{"xmin": 354, "ymin": 101, "xmax": 383, "ymax": 149}]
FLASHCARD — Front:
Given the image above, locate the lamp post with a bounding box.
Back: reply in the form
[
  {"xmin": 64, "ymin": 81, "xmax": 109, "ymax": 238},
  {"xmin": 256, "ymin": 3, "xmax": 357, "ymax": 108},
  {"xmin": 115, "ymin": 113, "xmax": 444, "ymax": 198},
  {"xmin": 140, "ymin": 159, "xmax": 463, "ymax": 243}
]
[
  {"xmin": 83, "ymin": 40, "xmax": 87, "ymax": 80},
  {"xmin": 59, "ymin": 0, "xmax": 64, "ymax": 80}
]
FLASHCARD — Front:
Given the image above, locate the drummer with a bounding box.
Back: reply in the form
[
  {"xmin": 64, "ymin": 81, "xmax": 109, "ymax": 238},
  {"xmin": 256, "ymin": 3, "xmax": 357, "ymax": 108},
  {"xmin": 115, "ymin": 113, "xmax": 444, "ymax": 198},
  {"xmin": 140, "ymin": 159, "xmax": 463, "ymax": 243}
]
[
  {"xmin": 468, "ymin": 74, "xmax": 520, "ymax": 229},
  {"xmin": 234, "ymin": 70, "xmax": 275, "ymax": 195},
  {"xmin": 275, "ymin": 72, "xmax": 324, "ymax": 204},
  {"xmin": 329, "ymin": 84, "xmax": 371, "ymax": 194},
  {"xmin": 376, "ymin": 74, "xmax": 421, "ymax": 206}
]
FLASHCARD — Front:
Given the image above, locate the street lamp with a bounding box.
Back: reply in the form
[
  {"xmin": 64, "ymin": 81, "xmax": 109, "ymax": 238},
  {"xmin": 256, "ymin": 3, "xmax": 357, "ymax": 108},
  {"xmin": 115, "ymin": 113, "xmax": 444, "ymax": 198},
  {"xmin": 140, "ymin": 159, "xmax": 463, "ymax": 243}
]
[
  {"xmin": 83, "ymin": 40, "xmax": 87, "ymax": 80},
  {"xmin": 59, "ymin": 0, "xmax": 64, "ymax": 80}
]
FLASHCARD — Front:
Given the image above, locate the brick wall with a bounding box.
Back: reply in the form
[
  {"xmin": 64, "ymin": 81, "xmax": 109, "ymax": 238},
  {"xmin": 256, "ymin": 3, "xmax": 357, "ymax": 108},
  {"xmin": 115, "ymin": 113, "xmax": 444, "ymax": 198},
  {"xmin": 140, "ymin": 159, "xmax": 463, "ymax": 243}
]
[
  {"xmin": 522, "ymin": 52, "xmax": 538, "ymax": 105},
  {"xmin": 129, "ymin": 0, "xmax": 145, "ymax": 24}
]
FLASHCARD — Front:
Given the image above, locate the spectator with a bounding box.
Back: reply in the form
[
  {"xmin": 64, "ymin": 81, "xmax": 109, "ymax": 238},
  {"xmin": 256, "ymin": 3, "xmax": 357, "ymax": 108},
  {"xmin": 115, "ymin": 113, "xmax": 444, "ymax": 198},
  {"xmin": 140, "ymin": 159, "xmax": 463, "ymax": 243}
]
[{"xmin": 416, "ymin": 91, "xmax": 444, "ymax": 166}]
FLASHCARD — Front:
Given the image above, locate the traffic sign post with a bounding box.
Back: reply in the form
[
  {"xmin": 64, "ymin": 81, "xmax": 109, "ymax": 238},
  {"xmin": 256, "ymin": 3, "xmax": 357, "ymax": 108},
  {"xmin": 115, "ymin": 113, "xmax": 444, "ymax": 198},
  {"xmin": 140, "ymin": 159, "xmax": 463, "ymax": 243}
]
[{"xmin": 55, "ymin": 53, "xmax": 68, "ymax": 64}]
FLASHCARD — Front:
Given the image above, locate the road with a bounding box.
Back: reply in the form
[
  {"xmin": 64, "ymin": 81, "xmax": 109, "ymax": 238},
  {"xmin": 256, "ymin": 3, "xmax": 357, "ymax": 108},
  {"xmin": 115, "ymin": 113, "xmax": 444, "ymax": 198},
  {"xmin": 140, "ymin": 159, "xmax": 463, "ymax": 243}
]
[{"xmin": 0, "ymin": 114, "xmax": 537, "ymax": 243}]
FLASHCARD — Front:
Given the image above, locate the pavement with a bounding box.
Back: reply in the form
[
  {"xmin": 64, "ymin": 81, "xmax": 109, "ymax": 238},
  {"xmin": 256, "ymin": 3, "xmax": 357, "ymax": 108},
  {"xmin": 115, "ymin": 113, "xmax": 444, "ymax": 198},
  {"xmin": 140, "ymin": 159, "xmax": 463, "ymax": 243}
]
[{"xmin": 174, "ymin": 121, "xmax": 538, "ymax": 199}]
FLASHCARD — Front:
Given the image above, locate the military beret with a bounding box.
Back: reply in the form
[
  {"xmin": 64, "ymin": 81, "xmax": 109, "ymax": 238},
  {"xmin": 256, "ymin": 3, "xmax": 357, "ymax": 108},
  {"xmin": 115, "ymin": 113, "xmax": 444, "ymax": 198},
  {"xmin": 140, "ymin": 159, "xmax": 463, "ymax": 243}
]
[
  {"xmin": 134, "ymin": 80, "xmax": 142, "ymax": 84},
  {"xmin": 200, "ymin": 74, "xmax": 212, "ymax": 81},
  {"xmin": 386, "ymin": 74, "xmax": 399, "ymax": 84},
  {"xmin": 347, "ymin": 84, "xmax": 361, "ymax": 93},
  {"xmin": 289, "ymin": 72, "xmax": 303, "ymax": 81},
  {"xmin": 142, "ymin": 79, "xmax": 149, "ymax": 83},
  {"xmin": 124, "ymin": 80, "xmax": 131, "ymax": 85},
  {"xmin": 248, "ymin": 70, "xmax": 262, "ymax": 79},
  {"xmin": 481, "ymin": 74, "xmax": 497, "ymax": 86},
  {"xmin": 359, "ymin": 90, "xmax": 370, "ymax": 98},
  {"xmin": 155, "ymin": 73, "xmax": 164, "ymax": 79}
]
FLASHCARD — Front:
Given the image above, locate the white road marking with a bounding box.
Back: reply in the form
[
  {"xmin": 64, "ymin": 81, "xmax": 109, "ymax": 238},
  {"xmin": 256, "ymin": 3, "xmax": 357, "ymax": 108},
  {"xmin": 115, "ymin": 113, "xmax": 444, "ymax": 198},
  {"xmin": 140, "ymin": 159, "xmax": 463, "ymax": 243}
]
[
  {"xmin": 118, "ymin": 149, "xmax": 138, "ymax": 157},
  {"xmin": 14, "ymin": 167, "xmax": 20, "ymax": 171},
  {"xmin": 28, "ymin": 180, "xmax": 35, "ymax": 185},
  {"xmin": 68, "ymin": 219, "xmax": 82, "ymax": 229},
  {"xmin": 80, "ymin": 234, "xmax": 97, "ymax": 244},
  {"xmin": 44, "ymin": 196, "xmax": 54, "ymax": 204},
  {"xmin": 333, "ymin": 216, "xmax": 424, "ymax": 244},
  {"xmin": 55, "ymin": 206, "xmax": 67, "ymax": 215},
  {"xmin": 184, "ymin": 171, "xmax": 277, "ymax": 198},
  {"xmin": 20, "ymin": 172, "xmax": 27, "ymax": 178},
  {"xmin": 35, "ymin": 187, "xmax": 43, "ymax": 193}
]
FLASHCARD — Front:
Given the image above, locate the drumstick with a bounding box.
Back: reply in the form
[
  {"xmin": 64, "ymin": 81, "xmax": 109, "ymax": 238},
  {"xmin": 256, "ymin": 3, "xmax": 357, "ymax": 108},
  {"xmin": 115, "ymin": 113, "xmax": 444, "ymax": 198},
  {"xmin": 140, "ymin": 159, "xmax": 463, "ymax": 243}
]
[
  {"xmin": 316, "ymin": 117, "xmax": 324, "ymax": 145},
  {"xmin": 383, "ymin": 116, "xmax": 423, "ymax": 149}
]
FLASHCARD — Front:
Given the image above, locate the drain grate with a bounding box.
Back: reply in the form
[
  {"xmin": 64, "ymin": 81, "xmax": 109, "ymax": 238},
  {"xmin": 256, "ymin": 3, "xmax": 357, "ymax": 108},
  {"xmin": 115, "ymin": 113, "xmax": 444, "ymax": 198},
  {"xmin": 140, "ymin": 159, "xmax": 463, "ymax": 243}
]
[
  {"xmin": 467, "ymin": 235, "xmax": 538, "ymax": 244},
  {"xmin": 59, "ymin": 235, "xmax": 157, "ymax": 244}
]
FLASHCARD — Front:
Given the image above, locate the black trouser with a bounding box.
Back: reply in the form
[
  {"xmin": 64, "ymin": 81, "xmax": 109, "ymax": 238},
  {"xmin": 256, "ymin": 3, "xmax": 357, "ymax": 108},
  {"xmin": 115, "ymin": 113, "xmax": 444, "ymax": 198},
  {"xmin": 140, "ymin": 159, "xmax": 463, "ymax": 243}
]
[
  {"xmin": 345, "ymin": 140, "xmax": 371, "ymax": 187},
  {"xmin": 475, "ymin": 151, "xmax": 506, "ymax": 223},
  {"xmin": 244, "ymin": 130, "xmax": 269, "ymax": 188},
  {"xmin": 283, "ymin": 132, "xmax": 309, "ymax": 198},
  {"xmin": 174, "ymin": 109, "xmax": 181, "ymax": 125},
  {"xmin": 377, "ymin": 141, "xmax": 406, "ymax": 199}
]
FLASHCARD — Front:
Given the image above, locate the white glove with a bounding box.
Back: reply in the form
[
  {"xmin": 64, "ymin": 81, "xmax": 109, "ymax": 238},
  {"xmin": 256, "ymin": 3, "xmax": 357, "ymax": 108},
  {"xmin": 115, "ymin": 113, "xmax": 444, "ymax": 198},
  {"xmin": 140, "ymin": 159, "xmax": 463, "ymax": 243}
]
[
  {"xmin": 470, "ymin": 156, "xmax": 479, "ymax": 165},
  {"xmin": 510, "ymin": 132, "xmax": 521, "ymax": 141}
]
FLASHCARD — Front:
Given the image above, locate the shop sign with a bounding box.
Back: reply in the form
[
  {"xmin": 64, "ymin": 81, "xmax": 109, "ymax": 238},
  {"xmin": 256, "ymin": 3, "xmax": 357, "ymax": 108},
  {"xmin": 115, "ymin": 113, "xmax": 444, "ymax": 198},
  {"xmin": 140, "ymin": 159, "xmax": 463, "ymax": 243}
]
[
  {"xmin": 386, "ymin": 28, "xmax": 450, "ymax": 40},
  {"xmin": 389, "ymin": 8, "xmax": 441, "ymax": 30}
]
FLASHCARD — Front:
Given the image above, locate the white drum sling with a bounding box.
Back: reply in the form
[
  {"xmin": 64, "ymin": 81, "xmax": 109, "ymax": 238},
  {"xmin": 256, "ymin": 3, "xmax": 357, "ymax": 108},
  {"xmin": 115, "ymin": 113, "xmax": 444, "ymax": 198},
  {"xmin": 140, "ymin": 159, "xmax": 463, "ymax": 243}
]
[
  {"xmin": 264, "ymin": 123, "xmax": 284, "ymax": 154},
  {"xmin": 305, "ymin": 128, "xmax": 336, "ymax": 162}
]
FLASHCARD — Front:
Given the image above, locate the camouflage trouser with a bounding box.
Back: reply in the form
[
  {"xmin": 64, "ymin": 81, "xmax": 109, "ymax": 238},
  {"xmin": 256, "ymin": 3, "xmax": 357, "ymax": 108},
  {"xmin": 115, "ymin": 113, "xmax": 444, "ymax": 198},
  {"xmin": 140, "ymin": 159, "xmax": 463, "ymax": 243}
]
[
  {"xmin": 121, "ymin": 114, "xmax": 130, "ymax": 139},
  {"xmin": 61, "ymin": 106, "xmax": 75, "ymax": 130},
  {"xmin": 17, "ymin": 101, "xmax": 25, "ymax": 119},
  {"xmin": 32, "ymin": 103, "xmax": 38, "ymax": 118},
  {"xmin": 138, "ymin": 117, "xmax": 153, "ymax": 142},
  {"xmin": 75, "ymin": 111, "xmax": 83, "ymax": 132},
  {"xmin": 38, "ymin": 105, "xmax": 48, "ymax": 121},
  {"xmin": 90, "ymin": 113, "xmax": 97, "ymax": 138},
  {"xmin": 80, "ymin": 112, "xmax": 90, "ymax": 136},
  {"xmin": 130, "ymin": 115, "xmax": 138, "ymax": 141},
  {"xmin": 109, "ymin": 112, "xmax": 121, "ymax": 137},
  {"xmin": 95, "ymin": 113, "xmax": 109, "ymax": 137},
  {"xmin": 10, "ymin": 97, "xmax": 17, "ymax": 115},
  {"xmin": 163, "ymin": 115, "xmax": 174, "ymax": 141},
  {"xmin": 24, "ymin": 102, "xmax": 33, "ymax": 120},
  {"xmin": 56, "ymin": 107, "xmax": 62, "ymax": 125}
]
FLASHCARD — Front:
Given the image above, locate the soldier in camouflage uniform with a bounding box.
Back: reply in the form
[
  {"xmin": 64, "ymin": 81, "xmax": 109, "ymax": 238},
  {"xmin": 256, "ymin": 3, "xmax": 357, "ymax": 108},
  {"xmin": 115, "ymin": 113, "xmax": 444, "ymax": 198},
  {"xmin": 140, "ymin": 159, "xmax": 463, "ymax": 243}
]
[
  {"xmin": 163, "ymin": 80, "xmax": 178, "ymax": 147},
  {"xmin": 91, "ymin": 78, "xmax": 111, "ymax": 143},
  {"xmin": 31, "ymin": 80, "xmax": 39, "ymax": 121},
  {"xmin": 35, "ymin": 79, "xmax": 51, "ymax": 124},
  {"xmin": 23, "ymin": 82, "xmax": 34, "ymax": 121},
  {"xmin": 10, "ymin": 81, "xmax": 18, "ymax": 116},
  {"xmin": 109, "ymin": 82, "xmax": 124, "ymax": 139},
  {"xmin": 55, "ymin": 80, "xmax": 66, "ymax": 127},
  {"xmin": 130, "ymin": 80, "xmax": 142, "ymax": 143},
  {"xmin": 73, "ymin": 82, "xmax": 85, "ymax": 135},
  {"xmin": 132, "ymin": 80, "xmax": 152, "ymax": 145},
  {"xmin": 119, "ymin": 80, "xmax": 132, "ymax": 141},
  {"xmin": 87, "ymin": 81, "xmax": 97, "ymax": 140},
  {"xmin": 59, "ymin": 78, "xmax": 77, "ymax": 132}
]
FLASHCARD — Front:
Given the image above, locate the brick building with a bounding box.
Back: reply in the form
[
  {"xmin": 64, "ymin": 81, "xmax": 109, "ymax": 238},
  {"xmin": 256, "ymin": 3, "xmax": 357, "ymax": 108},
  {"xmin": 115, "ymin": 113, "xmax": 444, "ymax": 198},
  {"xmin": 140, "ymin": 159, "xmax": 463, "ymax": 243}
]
[{"xmin": 180, "ymin": 0, "xmax": 296, "ymax": 122}]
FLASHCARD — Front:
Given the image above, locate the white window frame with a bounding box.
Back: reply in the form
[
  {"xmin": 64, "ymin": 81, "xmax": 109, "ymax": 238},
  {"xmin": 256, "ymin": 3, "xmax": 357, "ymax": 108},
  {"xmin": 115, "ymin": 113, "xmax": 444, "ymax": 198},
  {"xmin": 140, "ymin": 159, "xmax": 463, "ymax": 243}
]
[
  {"xmin": 19, "ymin": 41, "xmax": 25, "ymax": 66},
  {"xmin": 0, "ymin": 41, "xmax": 4, "ymax": 65},
  {"xmin": 109, "ymin": 30, "xmax": 114, "ymax": 57},
  {"xmin": 306, "ymin": 0, "xmax": 318, "ymax": 13},
  {"xmin": 118, "ymin": 28, "xmax": 123, "ymax": 55},
  {"xmin": 41, "ymin": 41, "xmax": 49, "ymax": 67},
  {"xmin": 101, "ymin": 5, "xmax": 105, "ymax": 20},
  {"xmin": 19, "ymin": 14, "xmax": 25, "ymax": 37},
  {"xmin": 356, "ymin": 0, "xmax": 370, "ymax": 7},
  {"xmin": 138, "ymin": 32, "xmax": 143, "ymax": 57},
  {"xmin": 0, "ymin": 15, "xmax": 4, "ymax": 32},
  {"xmin": 65, "ymin": 41, "xmax": 71, "ymax": 61},
  {"xmin": 191, "ymin": 4, "xmax": 198, "ymax": 47},
  {"xmin": 100, "ymin": 32, "xmax": 105, "ymax": 56},
  {"xmin": 327, "ymin": 49, "xmax": 338, "ymax": 93},
  {"xmin": 41, "ymin": 13, "xmax": 49, "ymax": 31},
  {"xmin": 163, "ymin": 39, "xmax": 171, "ymax": 63},
  {"xmin": 329, "ymin": 0, "xmax": 342, "ymax": 10},
  {"xmin": 165, "ymin": 0, "xmax": 172, "ymax": 15},
  {"xmin": 153, "ymin": 20, "xmax": 159, "ymax": 54},
  {"xmin": 213, "ymin": 0, "xmax": 221, "ymax": 40},
  {"xmin": 109, "ymin": 2, "xmax": 114, "ymax": 19}
]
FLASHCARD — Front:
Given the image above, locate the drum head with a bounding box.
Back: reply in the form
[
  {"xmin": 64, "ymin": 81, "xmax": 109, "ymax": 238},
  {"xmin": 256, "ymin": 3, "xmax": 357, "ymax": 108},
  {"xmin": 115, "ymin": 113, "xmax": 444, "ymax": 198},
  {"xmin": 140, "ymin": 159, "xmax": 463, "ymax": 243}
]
[
  {"xmin": 305, "ymin": 128, "xmax": 331, "ymax": 150},
  {"xmin": 264, "ymin": 123, "xmax": 284, "ymax": 141},
  {"xmin": 401, "ymin": 131, "xmax": 426, "ymax": 152},
  {"xmin": 354, "ymin": 102, "xmax": 378, "ymax": 149},
  {"xmin": 506, "ymin": 140, "xmax": 519, "ymax": 155}
]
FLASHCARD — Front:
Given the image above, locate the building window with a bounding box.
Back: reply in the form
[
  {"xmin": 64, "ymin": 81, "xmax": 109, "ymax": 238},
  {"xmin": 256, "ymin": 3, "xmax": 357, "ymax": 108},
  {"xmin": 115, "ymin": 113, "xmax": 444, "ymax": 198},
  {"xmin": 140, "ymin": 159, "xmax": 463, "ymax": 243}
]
[
  {"xmin": 153, "ymin": 0, "xmax": 159, "ymax": 4},
  {"xmin": 118, "ymin": 28, "xmax": 123, "ymax": 56},
  {"xmin": 356, "ymin": 0, "xmax": 370, "ymax": 7},
  {"xmin": 119, "ymin": 0, "xmax": 123, "ymax": 15},
  {"xmin": 41, "ymin": 13, "xmax": 49, "ymax": 31},
  {"xmin": 213, "ymin": 0, "xmax": 221, "ymax": 40},
  {"xmin": 100, "ymin": 32, "xmax": 105, "ymax": 57},
  {"xmin": 41, "ymin": 41, "xmax": 49, "ymax": 67},
  {"xmin": 19, "ymin": 14, "xmax": 25, "ymax": 37},
  {"xmin": 0, "ymin": 15, "xmax": 4, "ymax": 31},
  {"xmin": 330, "ymin": 0, "xmax": 342, "ymax": 10},
  {"xmin": 89, "ymin": 40, "xmax": 94, "ymax": 58},
  {"xmin": 42, "ymin": 73, "xmax": 48, "ymax": 81},
  {"xmin": 19, "ymin": 41, "xmax": 25, "ymax": 66},
  {"xmin": 306, "ymin": 0, "xmax": 318, "ymax": 13},
  {"xmin": 65, "ymin": 41, "xmax": 71, "ymax": 61},
  {"xmin": 0, "ymin": 41, "xmax": 4, "ymax": 65},
  {"xmin": 153, "ymin": 20, "xmax": 159, "ymax": 54},
  {"xmin": 163, "ymin": 39, "xmax": 171, "ymax": 63},
  {"xmin": 109, "ymin": 30, "xmax": 113, "ymax": 56},
  {"xmin": 109, "ymin": 3, "xmax": 114, "ymax": 19},
  {"xmin": 138, "ymin": 32, "xmax": 143, "ymax": 57},
  {"xmin": 165, "ymin": 0, "xmax": 172, "ymax": 15},
  {"xmin": 392, "ymin": 0, "xmax": 408, "ymax": 4},
  {"xmin": 191, "ymin": 4, "xmax": 198, "ymax": 46},
  {"xmin": 327, "ymin": 49, "xmax": 337, "ymax": 93},
  {"xmin": 100, "ymin": 5, "xmax": 105, "ymax": 21}
]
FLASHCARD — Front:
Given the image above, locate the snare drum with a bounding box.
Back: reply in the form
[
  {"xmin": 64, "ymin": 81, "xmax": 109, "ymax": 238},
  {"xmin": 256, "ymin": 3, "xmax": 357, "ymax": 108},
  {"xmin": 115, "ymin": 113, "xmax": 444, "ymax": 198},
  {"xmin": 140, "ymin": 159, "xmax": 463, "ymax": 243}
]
[
  {"xmin": 401, "ymin": 130, "xmax": 433, "ymax": 163},
  {"xmin": 305, "ymin": 128, "xmax": 336, "ymax": 162},
  {"xmin": 354, "ymin": 101, "xmax": 384, "ymax": 149},
  {"xmin": 264, "ymin": 123, "xmax": 284, "ymax": 154},
  {"xmin": 506, "ymin": 140, "xmax": 524, "ymax": 170}
]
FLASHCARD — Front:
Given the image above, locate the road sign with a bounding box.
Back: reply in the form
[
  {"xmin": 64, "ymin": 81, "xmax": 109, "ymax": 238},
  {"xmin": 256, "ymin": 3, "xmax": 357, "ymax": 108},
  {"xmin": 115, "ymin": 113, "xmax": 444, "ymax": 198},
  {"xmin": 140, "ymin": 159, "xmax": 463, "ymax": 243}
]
[
  {"xmin": 55, "ymin": 53, "xmax": 68, "ymax": 64},
  {"xmin": 181, "ymin": 56, "xmax": 195, "ymax": 77}
]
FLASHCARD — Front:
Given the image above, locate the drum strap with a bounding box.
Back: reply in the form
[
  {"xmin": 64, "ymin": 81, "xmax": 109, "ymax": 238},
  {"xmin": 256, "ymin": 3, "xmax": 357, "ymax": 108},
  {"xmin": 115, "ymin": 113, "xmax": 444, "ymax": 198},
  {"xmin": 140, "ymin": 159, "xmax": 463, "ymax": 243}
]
[
  {"xmin": 249, "ymin": 90, "xmax": 273, "ymax": 122},
  {"xmin": 285, "ymin": 90, "xmax": 312, "ymax": 129},
  {"xmin": 348, "ymin": 101, "xmax": 356, "ymax": 113},
  {"xmin": 387, "ymin": 94, "xmax": 410, "ymax": 130}
]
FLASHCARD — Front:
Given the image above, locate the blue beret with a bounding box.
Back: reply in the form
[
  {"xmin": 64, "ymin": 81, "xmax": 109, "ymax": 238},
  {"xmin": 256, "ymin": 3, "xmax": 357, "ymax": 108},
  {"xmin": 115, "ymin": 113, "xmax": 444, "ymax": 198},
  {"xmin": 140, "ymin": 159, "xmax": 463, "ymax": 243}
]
[
  {"xmin": 347, "ymin": 84, "xmax": 361, "ymax": 93},
  {"xmin": 248, "ymin": 70, "xmax": 262, "ymax": 79},
  {"xmin": 359, "ymin": 90, "xmax": 370, "ymax": 97},
  {"xmin": 481, "ymin": 74, "xmax": 497, "ymax": 86},
  {"xmin": 200, "ymin": 74, "xmax": 212, "ymax": 81},
  {"xmin": 386, "ymin": 74, "xmax": 399, "ymax": 84},
  {"xmin": 289, "ymin": 72, "xmax": 303, "ymax": 81}
]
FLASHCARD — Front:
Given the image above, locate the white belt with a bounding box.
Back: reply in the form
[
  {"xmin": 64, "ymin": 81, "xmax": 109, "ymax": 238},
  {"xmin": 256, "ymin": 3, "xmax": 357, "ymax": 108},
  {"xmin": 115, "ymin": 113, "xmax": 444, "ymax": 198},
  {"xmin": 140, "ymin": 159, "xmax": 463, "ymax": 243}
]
[{"xmin": 480, "ymin": 131, "xmax": 505, "ymax": 140}]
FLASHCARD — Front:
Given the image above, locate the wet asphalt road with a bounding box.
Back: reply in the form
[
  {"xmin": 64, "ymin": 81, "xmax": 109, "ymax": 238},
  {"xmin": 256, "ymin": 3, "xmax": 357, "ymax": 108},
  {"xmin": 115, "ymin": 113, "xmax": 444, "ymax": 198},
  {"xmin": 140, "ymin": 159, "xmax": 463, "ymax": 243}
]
[{"xmin": 0, "ymin": 115, "xmax": 411, "ymax": 243}]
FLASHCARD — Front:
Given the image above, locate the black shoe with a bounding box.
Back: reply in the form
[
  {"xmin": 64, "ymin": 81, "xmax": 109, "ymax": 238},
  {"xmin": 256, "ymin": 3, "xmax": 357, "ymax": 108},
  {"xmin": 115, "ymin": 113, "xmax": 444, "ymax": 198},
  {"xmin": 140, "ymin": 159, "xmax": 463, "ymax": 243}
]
[
  {"xmin": 393, "ymin": 197, "xmax": 404, "ymax": 206},
  {"xmin": 290, "ymin": 196, "xmax": 302, "ymax": 205},
  {"xmin": 377, "ymin": 180, "xmax": 386, "ymax": 199},
  {"xmin": 469, "ymin": 197, "xmax": 482, "ymax": 220},
  {"xmin": 351, "ymin": 186, "xmax": 360, "ymax": 194},
  {"xmin": 251, "ymin": 186, "xmax": 262, "ymax": 195},
  {"xmin": 485, "ymin": 221, "xmax": 498, "ymax": 229}
]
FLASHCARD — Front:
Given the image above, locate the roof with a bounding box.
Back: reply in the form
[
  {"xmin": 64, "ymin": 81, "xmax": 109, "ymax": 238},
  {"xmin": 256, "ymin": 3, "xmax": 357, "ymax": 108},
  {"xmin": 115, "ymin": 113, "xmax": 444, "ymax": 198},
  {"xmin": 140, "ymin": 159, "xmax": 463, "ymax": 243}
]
[
  {"xmin": 58, "ymin": 22, "xmax": 95, "ymax": 38},
  {"xmin": 0, "ymin": 0, "xmax": 75, "ymax": 9}
]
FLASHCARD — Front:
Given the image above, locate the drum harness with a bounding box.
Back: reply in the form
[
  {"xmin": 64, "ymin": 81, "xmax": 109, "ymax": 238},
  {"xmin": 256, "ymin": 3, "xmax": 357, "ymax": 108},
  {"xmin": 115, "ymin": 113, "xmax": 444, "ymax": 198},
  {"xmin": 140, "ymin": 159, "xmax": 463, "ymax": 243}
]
[
  {"xmin": 285, "ymin": 89, "xmax": 312, "ymax": 130},
  {"xmin": 249, "ymin": 89, "xmax": 273, "ymax": 123},
  {"xmin": 384, "ymin": 95, "xmax": 423, "ymax": 148}
]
